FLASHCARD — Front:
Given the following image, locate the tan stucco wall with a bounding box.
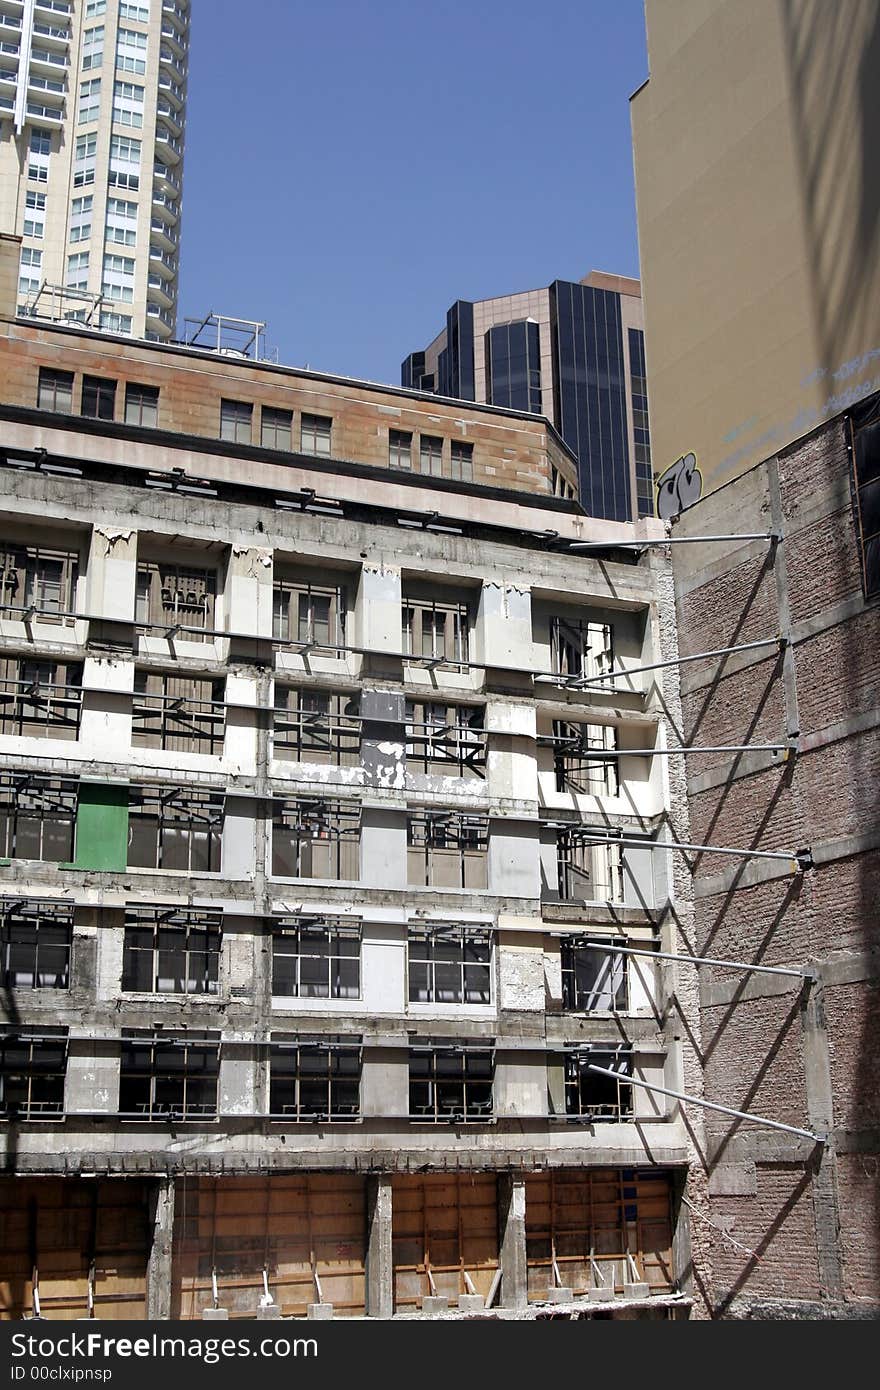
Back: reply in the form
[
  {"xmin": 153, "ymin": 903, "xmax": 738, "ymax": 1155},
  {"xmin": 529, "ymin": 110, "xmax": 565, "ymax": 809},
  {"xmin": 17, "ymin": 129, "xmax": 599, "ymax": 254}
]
[{"xmin": 632, "ymin": 0, "xmax": 880, "ymax": 509}]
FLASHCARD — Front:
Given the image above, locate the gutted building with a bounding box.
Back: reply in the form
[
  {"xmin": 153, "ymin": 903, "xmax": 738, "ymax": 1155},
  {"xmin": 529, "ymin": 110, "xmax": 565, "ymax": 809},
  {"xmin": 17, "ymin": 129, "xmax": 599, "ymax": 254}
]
[{"xmin": 0, "ymin": 240, "xmax": 705, "ymax": 1320}]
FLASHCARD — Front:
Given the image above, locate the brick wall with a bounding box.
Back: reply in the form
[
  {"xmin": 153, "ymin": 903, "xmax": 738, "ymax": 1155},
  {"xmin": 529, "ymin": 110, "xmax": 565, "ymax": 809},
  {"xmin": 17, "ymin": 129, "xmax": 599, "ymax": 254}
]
[{"xmin": 671, "ymin": 404, "xmax": 880, "ymax": 1316}]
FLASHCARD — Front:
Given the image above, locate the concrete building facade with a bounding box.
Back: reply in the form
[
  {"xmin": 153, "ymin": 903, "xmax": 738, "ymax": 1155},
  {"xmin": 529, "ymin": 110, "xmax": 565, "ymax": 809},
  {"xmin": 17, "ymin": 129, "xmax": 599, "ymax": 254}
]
[
  {"xmin": 0, "ymin": 0, "xmax": 189, "ymax": 341},
  {"xmin": 402, "ymin": 272, "xmax": 653, "ymax": 525},
  {"xmin": 0, "ymin": 244, "xmax": 713, "ymax": 1320}
]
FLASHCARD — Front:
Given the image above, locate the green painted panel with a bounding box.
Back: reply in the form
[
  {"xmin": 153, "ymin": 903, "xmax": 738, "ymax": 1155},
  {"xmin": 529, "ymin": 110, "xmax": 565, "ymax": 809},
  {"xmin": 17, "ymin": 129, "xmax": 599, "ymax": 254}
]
[{"xmin": 73, "ymin": 783, "xmax": 129, "ymax": 871}]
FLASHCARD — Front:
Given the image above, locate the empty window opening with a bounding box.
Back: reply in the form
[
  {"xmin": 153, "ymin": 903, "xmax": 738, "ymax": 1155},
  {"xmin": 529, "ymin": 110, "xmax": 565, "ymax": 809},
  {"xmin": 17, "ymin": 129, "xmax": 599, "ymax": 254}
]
[
  {"xmin": 409, "ymin": 1041, "xmax": 494, "ymax": 1121},
  {"xmin": 407, "ymin": 811, "xmax": 489, "ymax": 890},
  {"xmin": 273, "ymin": 687, "xmax": 360, "ymax": 765},
  {"xmin": 119, "ymin": 1028, "xmax": 219, "ymax": 1119},
  {"xmin": 405, "ymin": 701, "xmax": 486, "ymax": 779},
  {"xmin": 0, "ymin": 543, "xmax": 79, "ymax": 621},
  {"xmin": 0, "ymin": 899, "xmax": 72, "ymax": 990},
  {"xmin": 271, "ymin": 798, "xmax": 360, "ymax": 880},
  {"xmin": 550, "ymin": 616, "xmax": 613, "ymax": 681},
  {"xmin": 272, "ymin": 569, "xmax": 346, "ymax": 650},
  {"xmin": 127, "ymin": 786, "xmax": 223, "ymax": 873},
  {"xmin": 561, "ymin": 938, "xmax": 628, "ymax": 1012},
  {"xmin": 0, "ymin": 774, "xmax": 77, "ymax": 863},
  {"xmin": 272, "ymin": 916, "xmax": 361, "ymax": 999},
  {"xmin": 563, "ymin": 1044, "xmax": 633, "ymax": 1121},
  {"xmin": 408, "ymin": 925, "xmax": 492, "ymax": 1005},
  {"xmin": 132, "ymin": 671, "xmax": 225, "ymax": 754},
  {"xmin": 122, "ymin": 905, "xmax": 221, "ymax": 995},
  {"xmin": 551, "ymin": 720, "xmax": 618, "ymax": 796},
  {"xmin": 0, "ymin": 659, "xmax": 82, "ymax": 740},
  {"xmin": 556, "ymin": 829, "xmax": 624, "ymax": 904},
  {"xmin": 402, "ymin": 587, "xmax": 471, "ymax": 669},
  {"xmin": 135, "ymin": 560, "xmax": 217, "ymax": 635},
  {"xmin": 0, "ymin": 1027, "xmax": 67, "ymax": 1118},
  {"xmin": 269, "ymin": 1034, "xmax": 361, "ymax": 1120}
]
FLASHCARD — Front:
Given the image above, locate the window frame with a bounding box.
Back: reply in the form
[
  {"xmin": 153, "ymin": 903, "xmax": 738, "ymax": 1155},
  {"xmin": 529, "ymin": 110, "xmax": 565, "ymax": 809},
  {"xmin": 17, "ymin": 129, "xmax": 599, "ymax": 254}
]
[
  {"xmin": 118, "ymin": 1028, "xmax": 220, "ymax": 1119},
  {"xmin": 81, "ymin": 373, "xmax": 117, "ymax": 421},
  {"xmin": 268, "ymin": 1034, "xmax": 362, "ymax": 1120},
  {"xmin": 563, "ymin": 1043, "xmax": 634, "ymax": 1121},
  {"xmin": 407, "ymin": 810, "xmax": 489, "ymax": 890},
  {"xmin": 271, "ymin": 916, "xmax": 362, "ymax": 1000},
  {"xmin": 405, "ymin": 699, "xmax": 486, "ymax": 779},
  {"xmin": 0, "ymin": 774, "xmax": 77, "ymax": 864},
  {"xmin": 124, "ymin": 382, "xmax": 159, "ymax": 427},
  {"xmin": 37, "ymin": 367, "xmax": 74, "ymax": 413},
  {"xmin": 560, "ymin": 937, "xmax": 629, "ymax": 1013},
  {"xmin": 273, "ymin": 686, "xmax": 360, "ymax": 766},
  {"xmin": 408, "ymin": 1040, "xmax": 494, "ymax": 1122},
  {"xmin": 0, "ymin": 900, "xmax": 72, "ymax": 991},
  {"xmin": 407, "ymin": 924, "xmax": 493, "ymax": 1006},
  {"xmin": 127, "ymin": 786, "xmax": 224, "ymax": 873},
  {"xmin": 132, "ymin": 669, "xmax": 225, "ymax": 754},
  {"xmin": 300, "ymin": 412, "xmax": 332, "ymax": 457},
  {"xmin": 271, "ymin": 797, "xmax": 360, "ymax": 881},
  {"xmin": 219, "ymin": 397, "xmax": 253, "ymax": 445},
  {"xmin": 122, "ymin": 906, "xmax": 222, "ymax": 996},
  {"xmin": 0, "ymin": 1027, "xmax": 68, "ymax": 1118},
  {"xmin": 260, "ymin": 405, "xmax": 292, "ymax": 450}
]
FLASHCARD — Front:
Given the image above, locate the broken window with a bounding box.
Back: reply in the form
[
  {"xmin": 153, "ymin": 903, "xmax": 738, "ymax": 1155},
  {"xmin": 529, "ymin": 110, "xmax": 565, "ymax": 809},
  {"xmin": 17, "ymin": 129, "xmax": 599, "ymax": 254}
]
[
  {"xmin": 261, "ymin": 405, "xmax": 292, "ymax": 450},
  {"xmin": 273, "ymin": 687, "xmax": 360, "ymax": 765},
  {"xmin": 0, "ymin": 899, "xmax": 72, "ymax": 989},
  {"xmin": 118, "ymin": 1028, "xmax": 219, "ymax": 1118},
  {"xmin": 408, "ymin": 925, "xmax": 492, "ymax": 1004},
  {"xmin": 272, "ymin": 916, "xmax": 361, "ymax": 999},
  {"xmin": 135, "ymin": 560, "xmax": 217, "ymax": 635},
  {"xmin": 556, "ymin": 829, "xmax": 624, "ymax": 904},
  {"xmin": 560, "ymin": 937, "xmax": 628, "ymax": 1012},
  {"xmin": 272, "ymin": 568, "xmax": 346, "ymax": 650},
  {"xmin": 407, "ymin": 811, "xmax": 489, "ymax": 889},
  {"xmin": 550, "ymin": 616, "xmax": 613, "ymax": 681},
  {"xmin": 132, "ymin": 670, "xmax": 225, "ymax": 754},
  {"xmin": 219, "ymin": 397, "xmax": 253, "ymax": 444},
  {"xmin": 563, "ymin": 1044, "xmax": 633, "ymax": 1121},
  {"xmin": 402, "ymin": 586, "xmax": 471, "ymax": 668},
  {"xmin": 272, "ymin": 797, "xmax": 360, "ymax": 880},
  {"xmin": 550, "ymin": 719, "xmax": 618, "ymax": 795},
  {"xmin": 81, "ymin": 374, "xmax": 116, "ymax": 420},
  {"xmin": 405, "ymin": 700, "xmax": 486, "ymax": 779},
  {"xmin": 0, "ymin": 774, "xmax": 77, "ymax": 862},
  {"xmin": 0, "ymin": 1026, "xmax": 67, "ymax": 1118},
  {"xmin": 122, "ymin": 905, "xmax": 221, "ymax": 994},
  {"xmin": 0, "ymin": 542, "xmax": 79, "ymax": 620},
  {"xmin": 851, "ymin": 403, "xmax": 880, "ymax": 599},
  {"xmin": 269, "ymin": 1034, "xmax": 361, "ymax": 1119},
  {"xmin": 409, "ymin": 1040, "xmax": 494, "ymax": 1121},
  {"xmin": 37, "ymin": 367, "xmax": 74, "ymax": 413},
  {"xmin": 0, "ymin": 658, "xmax": 82, "ymax": 739},
  {"xmin": 300, "ymin": 413, "xmax": 332, "ymax": 456},
  {"xmin": 127, "ymin": 786, "xmax": 223, "ymax": 872}
]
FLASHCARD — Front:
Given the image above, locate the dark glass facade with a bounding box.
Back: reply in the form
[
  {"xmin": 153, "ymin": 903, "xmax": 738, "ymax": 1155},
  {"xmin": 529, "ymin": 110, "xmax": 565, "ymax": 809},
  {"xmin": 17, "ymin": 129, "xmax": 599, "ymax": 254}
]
[
  {"xmin": 628, "ymin": 327, "xmax": 654, "ymax": 518},
  {"xmin": 550, "ymin": 280, "xmax": 632, "ymax": 523},
  {"xmin": 485, "ymin": 319, "xmax": 542, "ymax": 414},
  {"xmin": 400, "ymin": 350, "xmax": 435, "ymax": 394},
  {"xmin": 438, "ymin": 301, "xmax": 475, "ymax": 400}
]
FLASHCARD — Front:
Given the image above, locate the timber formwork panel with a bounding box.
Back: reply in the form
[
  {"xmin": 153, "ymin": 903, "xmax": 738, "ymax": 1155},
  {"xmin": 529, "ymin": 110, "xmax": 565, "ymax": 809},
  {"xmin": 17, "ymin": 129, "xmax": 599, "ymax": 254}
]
[
  {"xmin": 391, "ymin": 1173, "xmax": 499, "ymax": 1311},
  {"xmin": 0, "ymin": 1179, "xmax": 150, "ymax": 1321},
  {"xmin": 524, "ymin": 1168, "xmax": 675, "ymax": 1300},
  {"xmin": 171, "ymin": 1176, "xmax": 366, "ymax": 1319}
]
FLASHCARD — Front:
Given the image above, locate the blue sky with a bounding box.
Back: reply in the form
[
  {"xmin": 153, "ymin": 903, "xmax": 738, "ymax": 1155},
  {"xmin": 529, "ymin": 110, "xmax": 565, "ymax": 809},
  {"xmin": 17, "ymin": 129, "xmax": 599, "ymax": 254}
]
[{"xmin": 179, "ymin": 0, "xmax": 648, "ymax": 384}]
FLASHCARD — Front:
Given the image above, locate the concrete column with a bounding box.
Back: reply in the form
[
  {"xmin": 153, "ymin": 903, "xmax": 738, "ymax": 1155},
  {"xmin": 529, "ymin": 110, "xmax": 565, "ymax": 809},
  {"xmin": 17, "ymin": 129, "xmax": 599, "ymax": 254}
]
[
  {"xmin": 146, "ymin": 1179, "xmax": 175, "ymax": 1321},
  {"xmin": 498, "ymin": 1173, "xmax": 528, "ymax": 1309},
  {"xmin": 365, "ymin": 1174, "xmax": 393, "ymax": 1319}
]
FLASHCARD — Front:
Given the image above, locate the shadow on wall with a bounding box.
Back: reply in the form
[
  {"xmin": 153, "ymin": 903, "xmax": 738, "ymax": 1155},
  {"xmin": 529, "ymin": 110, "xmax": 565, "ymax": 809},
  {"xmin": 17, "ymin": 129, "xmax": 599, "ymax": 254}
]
[
  {"xmin": 781, "ymin": 0, "xmax": 880, "ymax": 377},
  {"xmin": 782, "ymin": 0, "xmax": 880, "ymax": 1303}
]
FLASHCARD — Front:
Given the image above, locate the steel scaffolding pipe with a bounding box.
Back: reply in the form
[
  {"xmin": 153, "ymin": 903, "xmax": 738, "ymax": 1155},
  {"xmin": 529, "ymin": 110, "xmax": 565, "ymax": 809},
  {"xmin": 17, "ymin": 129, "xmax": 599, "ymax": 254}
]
[
  {"xmin": 578, "ymin": 939, "xmax": 809, "ymax": 981},
  {"xmin": 569, "ymin": 532, "xmax": 781, "ymax": 549},
  {"xmin": 572, "ymin": 833, "xmax": 813, "ymax": 869},
  {"xmin": 585, "ymin": 1066, "xmax": 825, "ymax": 1143},
  {"xmin": 533, "ymin": 635, "xmax": 783, "ymax": 687}
]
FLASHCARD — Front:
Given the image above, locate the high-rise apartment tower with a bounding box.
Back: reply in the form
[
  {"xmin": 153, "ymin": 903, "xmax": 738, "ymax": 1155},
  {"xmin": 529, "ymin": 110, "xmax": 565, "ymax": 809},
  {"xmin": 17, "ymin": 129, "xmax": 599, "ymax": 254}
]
[{"xmin": 0, "ymin": 0, "xmax": 189, "ymax": 340}]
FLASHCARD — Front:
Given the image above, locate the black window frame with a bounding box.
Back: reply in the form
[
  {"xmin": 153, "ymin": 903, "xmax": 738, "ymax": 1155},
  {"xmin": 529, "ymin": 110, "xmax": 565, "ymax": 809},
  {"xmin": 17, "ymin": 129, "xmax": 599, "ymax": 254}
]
[
  {"xmin": 37, "ymin": 367, "xmax": 74, "ymax": 413},
  {"xmin": 261, "ymin": 404, "xmax": 293, "ymax": 450},
  {"xmin": 0, "ymin": 773, "xmax": 77, "ymax": 864},
  {"xmin": 0, "ymin": 899, "xmax": 72, "ymax": 991},
  {"xmin": 122, "ymin": 905, "xmax": 222, "ymax": 995},
  {"xmin": 271, "ymin": 916, "xmax": 361, "ymax": 1000},
  {"xmin": 408, "ymin": 1040, "xmax": 494, "ymax": 1122},
  {"xmin": 0, "ymin": 1027, "xmax": 68, "ymax": 1119},
  {"xmin": 408, "ymin": 925, "xmax": 493, "ymax": 1005},
  {"xmin": 219, "ymin": 397, "xmax": 253, "ymax": 445},
  {"xmin": 560, "ymin": 937, "xmax": 628, "ymax": 1013},
  {"xmin": 124, "ymin": 381, "xmax": 159, "ymax": 427},
  {"xmin": 118, "ymin": 1028, "xmax": 220, "ymax": 1120},
  {"xmin": 271, "ymin": 797, "xmax": 360, "ymax": 881},
  {"xmin": 269, "ymin": 1034, "xmax": 362, "ymax": 1120},
  {"xmin": 127, "ymin": 786, "xmax": 224, "ymax": 873},
  {"xmin": 81, "ymin": 373, "xmax": 117, "ymax": 421}
]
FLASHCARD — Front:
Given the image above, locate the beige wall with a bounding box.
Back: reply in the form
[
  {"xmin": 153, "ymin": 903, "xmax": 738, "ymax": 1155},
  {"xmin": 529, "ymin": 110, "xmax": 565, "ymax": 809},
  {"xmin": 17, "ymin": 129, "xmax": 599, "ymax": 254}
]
[{"xmin": 631, "ymin": 0, "xmax": 880, "ymax": 510}]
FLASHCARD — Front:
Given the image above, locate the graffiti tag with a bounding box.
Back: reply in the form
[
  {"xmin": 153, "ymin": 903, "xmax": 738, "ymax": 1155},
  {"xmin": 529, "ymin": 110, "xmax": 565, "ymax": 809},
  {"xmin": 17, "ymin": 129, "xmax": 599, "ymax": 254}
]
[{"xmin": 655, "ymin": 452, "xmax": 703, "ymax": 520}]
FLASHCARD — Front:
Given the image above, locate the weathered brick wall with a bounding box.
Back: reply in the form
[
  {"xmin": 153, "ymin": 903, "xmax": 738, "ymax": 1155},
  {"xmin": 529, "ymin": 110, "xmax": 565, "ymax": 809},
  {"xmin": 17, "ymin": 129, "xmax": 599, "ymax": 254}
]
[{"xmin": 671, "ymin": 406, "xmax": 880, "ymax": 1316}]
